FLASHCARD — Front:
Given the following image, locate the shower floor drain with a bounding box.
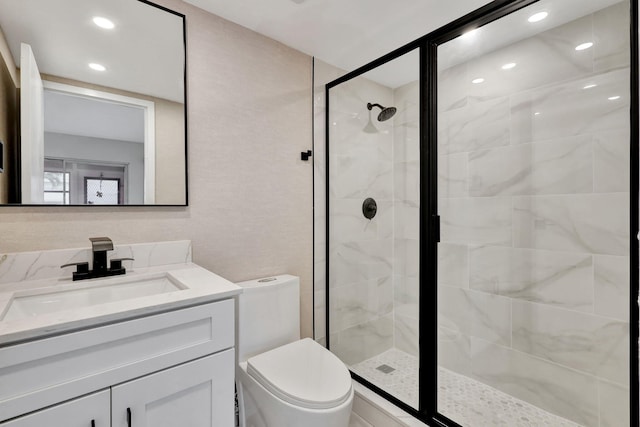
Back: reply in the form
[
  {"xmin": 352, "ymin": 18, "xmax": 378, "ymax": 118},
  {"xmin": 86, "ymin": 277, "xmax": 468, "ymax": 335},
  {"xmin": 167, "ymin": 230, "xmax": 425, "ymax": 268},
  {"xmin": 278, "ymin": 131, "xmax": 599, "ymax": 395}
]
[{"xmin": 376, "ymin": 364, "xmax": 395, "ymax": 374}]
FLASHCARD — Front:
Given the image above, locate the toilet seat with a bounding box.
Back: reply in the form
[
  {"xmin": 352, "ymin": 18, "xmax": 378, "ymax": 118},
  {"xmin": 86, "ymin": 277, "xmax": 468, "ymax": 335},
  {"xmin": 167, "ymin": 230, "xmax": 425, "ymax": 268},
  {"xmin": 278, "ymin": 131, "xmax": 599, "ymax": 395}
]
[{"xmin": 246, "ymin": 338, "xmax": 352, "ymax": 410}]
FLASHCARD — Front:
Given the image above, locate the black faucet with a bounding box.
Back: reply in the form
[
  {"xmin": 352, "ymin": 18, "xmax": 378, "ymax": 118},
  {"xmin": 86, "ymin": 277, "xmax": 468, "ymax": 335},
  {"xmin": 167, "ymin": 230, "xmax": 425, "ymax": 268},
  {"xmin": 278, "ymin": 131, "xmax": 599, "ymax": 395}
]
[
  {"xmin": 90, "ymin": 237, "xmax": 113, "ymax": 274},
  {"xmin": 61, "ymin": 237, "xmax": 134, "ymax": 281}
]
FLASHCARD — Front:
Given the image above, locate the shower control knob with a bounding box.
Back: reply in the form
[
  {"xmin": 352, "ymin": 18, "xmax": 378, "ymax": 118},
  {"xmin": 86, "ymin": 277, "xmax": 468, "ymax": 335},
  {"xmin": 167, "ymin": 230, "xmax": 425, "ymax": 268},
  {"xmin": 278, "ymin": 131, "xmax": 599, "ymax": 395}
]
[{"xmin": 362, "ymin": 198, "xmax": 377, "ymax": 220}]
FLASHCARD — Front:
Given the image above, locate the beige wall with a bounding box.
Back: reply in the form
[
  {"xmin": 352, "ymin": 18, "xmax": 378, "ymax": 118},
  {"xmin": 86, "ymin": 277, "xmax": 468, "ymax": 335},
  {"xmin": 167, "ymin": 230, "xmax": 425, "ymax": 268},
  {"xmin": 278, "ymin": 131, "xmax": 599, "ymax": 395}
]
[
  {"xmin": 0, "ymin": 26, "xmax": 17, "ymax": 204},
  {"xmin": 0, "ymin": 0, "xmax": 314, "ymax": 337}
]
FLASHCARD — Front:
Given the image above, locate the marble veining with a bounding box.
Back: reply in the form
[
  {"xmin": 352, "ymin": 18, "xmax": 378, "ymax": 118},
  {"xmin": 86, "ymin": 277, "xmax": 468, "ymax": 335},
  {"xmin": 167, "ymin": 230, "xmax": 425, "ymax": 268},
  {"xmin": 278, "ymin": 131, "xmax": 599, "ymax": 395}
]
[
  {"xmin": 468, "ymin": 136, "xmax": 593, "ymax": 197},
  {"xmin": 468, "ymin": 245, "xmax": 593, "ymax": 311},
  {"xmin": 331, "ymin": 314, "xmax": 394, "ymax": 366},
  {"xmin": 593, "ymin": 130, "xmax": 631, "ymax": 193},
  {"xmin": 0, "ymin": 241, "xmax": 192, "ymax": 287},
  {"xmin": 438, "ymin": 97, "xmax": 510, "ymax": 155},
  {"xmin": 511, "ymin": 300, "xmax": 629, "ymax": 385},
  {"xmin": 594, "ymin": 255, "xmax": 630, "ymax": 321},
  {"xmin": 319, "ymin": 3, "xmax": 631, "ymax": 426},
  {"xmin": 439, "ymin": 197, "xmax": 512, "ymax": 246},
  {"xmin": 512, "ymin": 194, "xmax": 629, "ymax": 256},
  {"xmin": 438, "ymin": 243, "xmax": 469, "ymax": 288},
  {"xmin": 0, "ymin": 253, "xmax": 239, "ymax": 346},
  {"xmin": 510, "ymin": 68, "xmax": 629, "ymax": 145},
  {"xmin": 433, "ymin": 3, "xmax": 632, "ymax": 426},
  {"xmin": 470, "ymin": 337, "xmax": 599, "ymax": 427}
]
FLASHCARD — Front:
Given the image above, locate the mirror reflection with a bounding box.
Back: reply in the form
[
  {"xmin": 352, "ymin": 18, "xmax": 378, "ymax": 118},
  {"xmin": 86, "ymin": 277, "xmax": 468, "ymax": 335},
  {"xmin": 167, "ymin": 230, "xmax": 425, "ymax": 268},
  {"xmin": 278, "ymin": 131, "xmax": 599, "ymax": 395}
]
[{"xmin": 0, "ymin": 0, "xmax": 186, "ymax": 205}]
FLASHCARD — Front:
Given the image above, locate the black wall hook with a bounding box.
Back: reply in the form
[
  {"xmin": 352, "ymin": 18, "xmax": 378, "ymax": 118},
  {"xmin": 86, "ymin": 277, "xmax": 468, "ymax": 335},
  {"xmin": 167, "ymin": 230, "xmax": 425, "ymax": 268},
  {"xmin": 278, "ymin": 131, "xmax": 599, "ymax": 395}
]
[{"xmin": 301, "ymin": 150, "xmax": 313, "ymax": 161}]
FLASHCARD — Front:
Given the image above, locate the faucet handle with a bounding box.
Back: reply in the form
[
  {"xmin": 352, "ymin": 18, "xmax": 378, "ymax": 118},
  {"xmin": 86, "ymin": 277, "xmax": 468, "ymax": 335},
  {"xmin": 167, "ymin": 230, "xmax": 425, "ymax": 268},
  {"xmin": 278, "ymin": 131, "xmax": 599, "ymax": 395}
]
[
  {"xmin": 60, "ymin": 261, "xmax": 89, "ymax": 272},
  {"xmin": 60, "ymin": 262, "xmax": 90, "ymax": 280},
  {"xmin": 110, "ymin": 257, "xmax": 134, "ymax": 271}
]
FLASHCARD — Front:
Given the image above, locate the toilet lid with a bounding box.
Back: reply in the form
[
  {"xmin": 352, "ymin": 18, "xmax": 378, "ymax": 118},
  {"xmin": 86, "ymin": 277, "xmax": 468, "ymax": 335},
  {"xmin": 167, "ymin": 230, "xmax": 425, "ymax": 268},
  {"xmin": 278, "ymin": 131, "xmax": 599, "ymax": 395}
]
[{"xmin": 247, "ymin": 338, "xmax": 353, "ymax": 410}]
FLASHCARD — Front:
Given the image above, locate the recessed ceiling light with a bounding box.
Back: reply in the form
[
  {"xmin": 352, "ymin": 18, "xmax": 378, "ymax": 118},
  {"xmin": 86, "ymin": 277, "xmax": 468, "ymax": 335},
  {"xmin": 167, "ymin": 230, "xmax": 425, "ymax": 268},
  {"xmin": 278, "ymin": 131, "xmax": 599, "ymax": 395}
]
[
  {"xmin": 528, "ymin": 12, "xmax": 548, "ymax": 23},
  {"xmin": 89, "ymin": 63, "xmax": 106, "ymax": 71},
  {"xmin": 608, "ymin": 95, "xmax": 621, "ymax": 101},
  {"xmin": 583, "ymin": 84, "xmax": 597, "ymax": 89},
  {"xmin": 534, "ymin": 112, "xmax": 541, "ymax": 116},
  {"xmin": 575, "ymin": 42, "xmax": 593, "ymax": 51},
  {"xmin": 93, "ymin": 16, "xmax": 114, "ymax": 29},
  {"xmin": 501, "ymin": 62, "xmax": 517, "ymax": 70},
  {"xmin": 472, "ymin": 78, "xmax": 485, "ymax": 84}
]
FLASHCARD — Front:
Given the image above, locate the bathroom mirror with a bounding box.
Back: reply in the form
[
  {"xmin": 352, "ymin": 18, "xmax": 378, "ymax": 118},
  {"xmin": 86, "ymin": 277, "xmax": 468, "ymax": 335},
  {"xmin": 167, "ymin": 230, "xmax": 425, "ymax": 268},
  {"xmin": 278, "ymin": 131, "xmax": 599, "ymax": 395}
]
[{"xmin": 0, "ymin": 0, "xmax": 187, "ymax": 205}]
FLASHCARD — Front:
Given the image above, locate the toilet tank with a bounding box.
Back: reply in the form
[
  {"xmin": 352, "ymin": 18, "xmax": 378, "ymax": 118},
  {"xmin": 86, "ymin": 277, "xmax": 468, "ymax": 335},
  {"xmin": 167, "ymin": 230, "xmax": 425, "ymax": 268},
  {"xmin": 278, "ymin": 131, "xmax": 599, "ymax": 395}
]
[{"xmin": 235, "ymin": 275, "xmax": 300, "ymax": 363}]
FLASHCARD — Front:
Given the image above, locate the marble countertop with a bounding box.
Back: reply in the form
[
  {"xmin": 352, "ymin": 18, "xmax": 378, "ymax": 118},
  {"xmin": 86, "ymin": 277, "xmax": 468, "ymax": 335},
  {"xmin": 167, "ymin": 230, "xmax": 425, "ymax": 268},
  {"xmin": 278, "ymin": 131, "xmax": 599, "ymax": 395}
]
[{"xmin": 0, "ymin": 262, "xmax": 242, "ymax": 347}]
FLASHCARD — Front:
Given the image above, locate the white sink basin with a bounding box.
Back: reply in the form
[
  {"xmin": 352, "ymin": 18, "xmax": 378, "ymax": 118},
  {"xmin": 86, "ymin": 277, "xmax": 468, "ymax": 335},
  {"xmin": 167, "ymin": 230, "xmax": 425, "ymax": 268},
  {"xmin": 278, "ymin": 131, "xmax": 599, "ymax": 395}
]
[{"xmin": 1, "ymin": 273, "xmax": 185, "ymax": 322}]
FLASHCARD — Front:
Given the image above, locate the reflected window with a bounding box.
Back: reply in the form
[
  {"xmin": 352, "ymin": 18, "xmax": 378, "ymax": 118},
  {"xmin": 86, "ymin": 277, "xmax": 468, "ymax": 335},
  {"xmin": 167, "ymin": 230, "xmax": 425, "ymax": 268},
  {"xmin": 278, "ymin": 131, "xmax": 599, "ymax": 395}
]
[
  {"xmin": 43, "ymin": 157, "xmax": 126, "ymax": 205},
  {"xmin": 43, "ymin": 159, "xmax": 70, "ymax": 205},
  {"xmin": 43, "ymin": 171, "xmax": 70, "ymax": 205},
  {"xmin": 85, "ymin": 177, "xmax": 121, "ymax": 205}
]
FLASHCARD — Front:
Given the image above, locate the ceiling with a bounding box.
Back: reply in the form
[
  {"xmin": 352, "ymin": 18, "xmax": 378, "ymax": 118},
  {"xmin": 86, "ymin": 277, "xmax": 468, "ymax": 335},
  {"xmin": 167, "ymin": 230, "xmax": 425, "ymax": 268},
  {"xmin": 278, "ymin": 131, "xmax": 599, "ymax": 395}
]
[
  {"xmin": 183, "ymin": 0, "xmax": 492, "ymax": 75},
  {"xmin": 0, "ymin": 0, "xmax": 625, "ymax": 97},
  {"xmin": 184, "ymin": 0, "xmax": 624, "ymax": 88},
  {"xmin": 0, "ymin": 0, "xmax": 184, "ymax": 102},
  {"xmin": 44, "ymin": 91, "xmax": 144, "ymax": 143}
]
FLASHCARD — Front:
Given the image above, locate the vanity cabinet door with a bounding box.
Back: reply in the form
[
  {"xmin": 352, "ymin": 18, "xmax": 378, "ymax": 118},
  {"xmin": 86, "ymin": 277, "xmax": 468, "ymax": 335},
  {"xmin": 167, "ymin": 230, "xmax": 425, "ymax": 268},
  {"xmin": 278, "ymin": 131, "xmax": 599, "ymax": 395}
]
[
  {"xmin": 112, "ymin": 349, "xmax": 234, "ymax": 427},
  {"xmin": 0, "ymin": 390, "xmax": 110, "ymax": 427}
]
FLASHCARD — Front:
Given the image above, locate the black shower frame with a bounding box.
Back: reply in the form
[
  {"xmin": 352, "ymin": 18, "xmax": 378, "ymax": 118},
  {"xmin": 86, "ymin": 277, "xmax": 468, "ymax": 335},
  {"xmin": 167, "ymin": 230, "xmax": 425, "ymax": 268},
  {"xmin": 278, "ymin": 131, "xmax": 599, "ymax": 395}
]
[{"xmin": 324, "ymin": 0, "xmax": 639, "ymax": 425}]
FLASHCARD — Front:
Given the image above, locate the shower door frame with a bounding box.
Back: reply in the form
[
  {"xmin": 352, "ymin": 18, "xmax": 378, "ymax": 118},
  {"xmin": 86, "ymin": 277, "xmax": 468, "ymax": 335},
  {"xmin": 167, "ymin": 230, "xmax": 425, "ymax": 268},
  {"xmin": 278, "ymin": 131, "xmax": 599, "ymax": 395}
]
[{"xmin": 324, "ymin": 0, "xmax": 639, "ymax": 425}]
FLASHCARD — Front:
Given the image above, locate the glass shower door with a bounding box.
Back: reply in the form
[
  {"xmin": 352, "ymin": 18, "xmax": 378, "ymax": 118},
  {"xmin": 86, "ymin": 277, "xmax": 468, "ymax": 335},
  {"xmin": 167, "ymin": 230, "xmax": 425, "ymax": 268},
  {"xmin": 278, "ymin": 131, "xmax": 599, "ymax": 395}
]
[
  {"xmin": 436, "ymin": 1, "xmax": 632, "ymax": 426},
  {"xmin": 326, "ymin": 49, "xmax": 420, "ymax": 410}
]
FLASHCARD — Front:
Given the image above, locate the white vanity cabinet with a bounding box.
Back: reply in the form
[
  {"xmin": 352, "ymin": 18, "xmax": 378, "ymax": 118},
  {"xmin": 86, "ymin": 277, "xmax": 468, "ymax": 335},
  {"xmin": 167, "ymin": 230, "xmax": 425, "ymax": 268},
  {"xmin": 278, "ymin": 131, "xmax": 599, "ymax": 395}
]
[
  {"xmin": 112, "ymin": 350, "xmax": 233, "ymax": 427},
  {"xmin": 0, "ymin": 299, "xmax": 236, "ymax": 427},
  {"xmin": 0, "ymin": 390, "xmax": 110, "ymax": 427}
]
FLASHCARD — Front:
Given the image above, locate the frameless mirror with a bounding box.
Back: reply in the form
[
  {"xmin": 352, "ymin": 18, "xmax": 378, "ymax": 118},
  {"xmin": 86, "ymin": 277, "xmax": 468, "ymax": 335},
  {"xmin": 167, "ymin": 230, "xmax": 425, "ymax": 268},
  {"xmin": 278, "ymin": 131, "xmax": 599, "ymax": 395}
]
[{"xmin": 0, "ymin": 0, "xmax": 186, "ymax": 205}]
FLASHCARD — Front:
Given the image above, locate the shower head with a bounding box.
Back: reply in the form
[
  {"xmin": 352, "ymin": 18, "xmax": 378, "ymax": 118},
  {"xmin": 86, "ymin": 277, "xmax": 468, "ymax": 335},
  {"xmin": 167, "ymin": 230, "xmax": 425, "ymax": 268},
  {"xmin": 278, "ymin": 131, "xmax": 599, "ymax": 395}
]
[{"xmin": 367, "ymin": 102, "xmax": 397, "ymax": 122}]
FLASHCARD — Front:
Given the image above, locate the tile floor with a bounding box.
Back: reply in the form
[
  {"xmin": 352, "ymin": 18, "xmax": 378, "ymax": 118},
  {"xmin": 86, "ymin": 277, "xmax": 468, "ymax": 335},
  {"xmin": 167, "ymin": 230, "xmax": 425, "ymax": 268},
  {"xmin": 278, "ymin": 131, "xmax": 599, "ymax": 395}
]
[{"xmin": 350, "ymin": 348, "xmax": 583, "ymax": 427}]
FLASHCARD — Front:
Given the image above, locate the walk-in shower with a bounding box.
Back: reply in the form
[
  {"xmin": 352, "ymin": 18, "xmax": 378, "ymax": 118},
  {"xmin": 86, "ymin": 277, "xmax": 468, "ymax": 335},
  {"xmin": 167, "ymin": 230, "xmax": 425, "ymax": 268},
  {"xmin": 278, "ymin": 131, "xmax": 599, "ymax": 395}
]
[{"xmin": 320, "ymin": 0, "xmax": 638, "ymax": 426}]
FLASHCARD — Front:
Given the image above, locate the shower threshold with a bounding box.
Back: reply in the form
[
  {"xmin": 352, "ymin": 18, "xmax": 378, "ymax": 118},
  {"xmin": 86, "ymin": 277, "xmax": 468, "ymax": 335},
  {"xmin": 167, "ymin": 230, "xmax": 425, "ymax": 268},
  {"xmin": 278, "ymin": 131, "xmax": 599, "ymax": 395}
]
[{"xmin": 350, "ymin": 348, "xmax": 583, "ymax": 427}]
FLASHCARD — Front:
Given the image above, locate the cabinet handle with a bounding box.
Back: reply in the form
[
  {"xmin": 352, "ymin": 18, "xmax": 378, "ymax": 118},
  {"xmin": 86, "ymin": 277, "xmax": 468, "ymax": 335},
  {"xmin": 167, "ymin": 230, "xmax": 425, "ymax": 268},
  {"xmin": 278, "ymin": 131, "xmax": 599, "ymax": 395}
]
[{"xmin": 127, "ymin": 407, "xmax": 132, "ymax": 427}]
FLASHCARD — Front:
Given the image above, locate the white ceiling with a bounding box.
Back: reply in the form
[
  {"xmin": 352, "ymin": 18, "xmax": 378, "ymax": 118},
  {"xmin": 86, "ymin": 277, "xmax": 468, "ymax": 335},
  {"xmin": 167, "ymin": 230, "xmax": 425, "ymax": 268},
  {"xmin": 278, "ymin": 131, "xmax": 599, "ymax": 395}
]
[
  {"xmin": 183, "ymin": 0, "xmax": 492, "ymax": 75},
  {"xmin": 0, "ymin": 0, "xmax": 184, "ymax": 102},
  {"xmin": 0, "ymin": 0, "xmax": 625, "ymax": 98},
  {"xmin": 44, "ymin": 90, "xmax": 144, "ymax": 143},
  {"xmin": 184, "ymin": 0, "xmax": 624, "ymax": 88}
]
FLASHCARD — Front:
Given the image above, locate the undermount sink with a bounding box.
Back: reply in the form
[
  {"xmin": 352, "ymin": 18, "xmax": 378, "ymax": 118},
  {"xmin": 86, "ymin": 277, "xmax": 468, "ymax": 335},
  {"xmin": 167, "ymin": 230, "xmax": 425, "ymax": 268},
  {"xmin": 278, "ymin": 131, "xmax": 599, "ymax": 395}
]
[{"xmin": 1, "ymin": 273, "xmax": 185, "ymax": 322}]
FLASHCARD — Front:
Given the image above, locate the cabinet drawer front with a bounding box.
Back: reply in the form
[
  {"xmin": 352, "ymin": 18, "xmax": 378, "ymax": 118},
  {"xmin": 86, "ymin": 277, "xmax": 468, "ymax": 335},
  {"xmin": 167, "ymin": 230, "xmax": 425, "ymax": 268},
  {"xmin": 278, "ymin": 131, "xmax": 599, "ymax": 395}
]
[
  {"xmin": 0, "ymin": 389, "xmax": 110, "ymax": 427},
  {"xmin": 0, "ymin": 299, "xmax": 234, "ymax": 422}
]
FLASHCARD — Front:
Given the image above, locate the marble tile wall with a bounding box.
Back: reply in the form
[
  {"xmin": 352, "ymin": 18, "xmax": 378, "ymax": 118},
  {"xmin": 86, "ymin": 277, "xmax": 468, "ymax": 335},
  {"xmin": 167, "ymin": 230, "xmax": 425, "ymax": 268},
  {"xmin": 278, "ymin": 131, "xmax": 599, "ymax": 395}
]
[
  {"xmin": 393, "ymin": 80, "xmax": 420, "ymax": 358},
  {"xmin": 326, "ymin": 72, "xmax": 397, "ymax": 366},
  {"xmin": 437, "ymin": 2, "xmax": 631, "ymax": 426},
  {"xmin": 315, "ymin": 56, "xmax": 421, "ymax": 369},
  {"xmin": 0, "ymin": 240, "xmax": 192, "ymax": 288}
]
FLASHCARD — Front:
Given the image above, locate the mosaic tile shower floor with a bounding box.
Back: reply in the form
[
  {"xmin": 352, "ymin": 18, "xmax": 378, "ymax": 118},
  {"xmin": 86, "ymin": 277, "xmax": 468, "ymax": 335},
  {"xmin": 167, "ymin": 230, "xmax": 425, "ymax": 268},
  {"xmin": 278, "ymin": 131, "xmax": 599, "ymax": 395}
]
[{"xmin": 350, "ymin": 348, "xmax": 582, "ymax": 427}]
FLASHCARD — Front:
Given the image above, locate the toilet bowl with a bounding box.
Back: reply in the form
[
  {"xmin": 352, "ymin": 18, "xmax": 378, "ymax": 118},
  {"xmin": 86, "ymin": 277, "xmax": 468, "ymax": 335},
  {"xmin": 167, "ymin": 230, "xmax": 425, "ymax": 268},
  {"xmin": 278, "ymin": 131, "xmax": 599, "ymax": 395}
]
[{"xmin": 235, "ymin": 275, "xmax": 353, "ymax": 427}]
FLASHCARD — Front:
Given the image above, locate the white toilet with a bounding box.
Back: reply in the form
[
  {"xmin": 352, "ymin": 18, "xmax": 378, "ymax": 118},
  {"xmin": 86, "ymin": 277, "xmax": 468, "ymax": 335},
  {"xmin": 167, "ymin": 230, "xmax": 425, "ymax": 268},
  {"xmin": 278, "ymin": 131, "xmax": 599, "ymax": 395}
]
[{"xmin": 235, "ymin": 275, "xmax": 353, "ymax": 427}]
